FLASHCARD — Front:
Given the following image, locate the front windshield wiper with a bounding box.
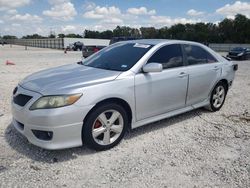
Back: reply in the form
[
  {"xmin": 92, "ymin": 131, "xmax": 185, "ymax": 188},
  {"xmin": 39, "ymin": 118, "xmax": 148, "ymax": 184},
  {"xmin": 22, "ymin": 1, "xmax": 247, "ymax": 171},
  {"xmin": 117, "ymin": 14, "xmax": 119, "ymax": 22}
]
[
  {"xmin": 80, "ymin": 62, "xmax": 121, "ymax": 71},
  {"xmin": 95, "ymin": 65, "xmax": 112, "ymax": 71}
]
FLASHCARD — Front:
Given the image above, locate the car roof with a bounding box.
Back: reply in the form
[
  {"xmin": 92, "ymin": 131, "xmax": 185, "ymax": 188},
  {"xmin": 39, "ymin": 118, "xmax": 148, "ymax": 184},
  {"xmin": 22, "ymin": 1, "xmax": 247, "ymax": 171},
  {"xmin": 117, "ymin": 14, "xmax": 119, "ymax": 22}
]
[{"xmin": 119, "ymin": 39, "xmax": 202, "ymax": 46}]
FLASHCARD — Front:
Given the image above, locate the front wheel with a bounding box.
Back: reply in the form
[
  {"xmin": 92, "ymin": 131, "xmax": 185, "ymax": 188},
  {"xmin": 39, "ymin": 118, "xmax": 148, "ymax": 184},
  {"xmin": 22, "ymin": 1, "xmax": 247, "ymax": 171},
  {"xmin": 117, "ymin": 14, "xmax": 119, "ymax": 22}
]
[
  {"xmin": 206, "ymin": 82, "xmax": 227, "ymax": 111},
  {"xmin": 240, "ymin": 55, "xmax": 246, "ymax": 60},
  {"xmin": 82, "ymin": 103, "xmax": 128, "ymax": 150}
]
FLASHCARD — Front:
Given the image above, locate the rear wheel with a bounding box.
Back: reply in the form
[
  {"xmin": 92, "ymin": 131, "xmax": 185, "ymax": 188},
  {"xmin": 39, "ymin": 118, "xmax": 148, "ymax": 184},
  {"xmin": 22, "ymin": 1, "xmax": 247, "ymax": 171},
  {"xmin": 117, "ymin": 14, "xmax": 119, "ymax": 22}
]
[
  {"xmin": 206, "ymin": 82, "xmax": 227, "ymax": 111},
  {"xmin": 83, "ymin": 103, "xmax": 128, "ymax": 150}
]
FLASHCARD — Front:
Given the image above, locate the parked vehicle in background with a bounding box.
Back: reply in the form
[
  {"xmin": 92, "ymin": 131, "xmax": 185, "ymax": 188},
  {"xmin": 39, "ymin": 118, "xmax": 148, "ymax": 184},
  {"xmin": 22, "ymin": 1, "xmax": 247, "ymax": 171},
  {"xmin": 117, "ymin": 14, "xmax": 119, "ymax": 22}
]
[
  {"xmin": 227, "ymin": 47, "xmax": 250, "ymax": 60},
  {"xmin": 11, "ymin": 39, "xmax": 237, "ymax": 151},
  {"xmin": 82, "ymin": 45, "xmax": 106, "ymax": 58},
  {"xmin": 72, "ymin": 41, "xmax": 84, "ymax": 51},
  {"xmin": 0, "ymin": 40, "xmax": 7, "ymax": 45},
  {"xmin": 65, "ymin": 43, "xmax": 74, "ymax": 51},
  {"xmin": 109, "ymin": 36, "xmax": 141, "ymax": 45}
]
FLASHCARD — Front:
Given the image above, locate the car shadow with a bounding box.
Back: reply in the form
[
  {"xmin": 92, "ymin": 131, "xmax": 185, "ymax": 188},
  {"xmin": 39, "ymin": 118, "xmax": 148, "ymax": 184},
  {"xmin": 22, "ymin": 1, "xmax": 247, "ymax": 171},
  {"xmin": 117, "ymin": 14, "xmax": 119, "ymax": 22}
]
[
  {"xmin": 124, "ymin": 108, "xmax": 208, "ymax": 140},
  {"xmin": 5, "ymin": 108, "xmax": 208, "ymax": 163}
]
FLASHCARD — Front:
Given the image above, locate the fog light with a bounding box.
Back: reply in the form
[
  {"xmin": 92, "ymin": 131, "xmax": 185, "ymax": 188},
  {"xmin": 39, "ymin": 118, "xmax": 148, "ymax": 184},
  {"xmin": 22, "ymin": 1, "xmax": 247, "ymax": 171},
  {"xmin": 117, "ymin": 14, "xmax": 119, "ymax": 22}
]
[
  {"xmin": 13, "ymin": 87, "xmax": 18, "ymax": 95},
  {"xmin": 32, "ymin": 130, "xmax": 53, "ymax": 141}
]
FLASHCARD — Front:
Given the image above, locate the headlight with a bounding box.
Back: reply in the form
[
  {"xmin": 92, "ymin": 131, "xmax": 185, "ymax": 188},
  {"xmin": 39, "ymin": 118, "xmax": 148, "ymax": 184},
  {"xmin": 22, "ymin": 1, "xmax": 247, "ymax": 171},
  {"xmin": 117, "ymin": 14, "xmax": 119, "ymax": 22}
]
[
  {"xmin": 237, "ymin": 52, "xmax": 244, "ymax": 56},
  {"xmin": 30, "ymin": 94, "xmax": 82, "ymax": 110}
]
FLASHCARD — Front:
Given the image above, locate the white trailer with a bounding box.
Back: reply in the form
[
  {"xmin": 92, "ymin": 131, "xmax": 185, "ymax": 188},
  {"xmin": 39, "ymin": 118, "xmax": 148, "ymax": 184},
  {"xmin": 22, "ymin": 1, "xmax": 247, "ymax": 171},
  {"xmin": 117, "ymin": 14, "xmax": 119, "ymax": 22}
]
[{"xmin": 64, "ymin": 38, "xmax": 110, "ymax": 49}]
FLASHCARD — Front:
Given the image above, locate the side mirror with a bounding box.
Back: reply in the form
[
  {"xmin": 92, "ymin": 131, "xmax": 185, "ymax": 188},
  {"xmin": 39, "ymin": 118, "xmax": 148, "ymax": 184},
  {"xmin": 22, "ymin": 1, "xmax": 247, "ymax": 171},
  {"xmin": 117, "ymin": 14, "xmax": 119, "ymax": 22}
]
[{"xmin": 143, "ymin": 63, "xmax": 163, "ymax": 73}]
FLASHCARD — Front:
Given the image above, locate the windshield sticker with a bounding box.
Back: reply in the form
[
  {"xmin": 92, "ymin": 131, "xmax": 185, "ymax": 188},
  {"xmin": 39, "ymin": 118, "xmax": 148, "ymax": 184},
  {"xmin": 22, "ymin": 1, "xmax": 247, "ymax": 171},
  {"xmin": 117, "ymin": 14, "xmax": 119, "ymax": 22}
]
[
  {"xmin": 133, "ymin": 43, "xmax": 150, "ymax": 49},
  {"xmin": 121, "ymin": 65, "xmax": 128, "ymax": 68}
]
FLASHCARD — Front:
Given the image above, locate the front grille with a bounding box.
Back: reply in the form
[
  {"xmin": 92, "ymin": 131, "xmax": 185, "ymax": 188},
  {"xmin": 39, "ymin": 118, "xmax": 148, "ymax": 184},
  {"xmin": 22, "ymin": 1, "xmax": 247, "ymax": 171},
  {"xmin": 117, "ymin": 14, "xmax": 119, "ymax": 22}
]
[{"xmin": 13, "ymin": 94, "xmax": 33, "ymax": 107}]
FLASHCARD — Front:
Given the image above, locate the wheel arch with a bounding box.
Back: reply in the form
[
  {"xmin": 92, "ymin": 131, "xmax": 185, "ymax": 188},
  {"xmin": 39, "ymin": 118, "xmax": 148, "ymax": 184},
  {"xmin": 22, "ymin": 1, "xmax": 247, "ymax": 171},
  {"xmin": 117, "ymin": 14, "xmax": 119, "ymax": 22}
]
[
  {"xmin": 83, "ymin": 97, "xmax": 133, "ymax": 129},
  {"xmin": 218, "ymin": 79, "xmax": 229, "ymax": 92},
  {"xmin": 208, "ymin": 78, "xmax": 229, "ymax": 100}
]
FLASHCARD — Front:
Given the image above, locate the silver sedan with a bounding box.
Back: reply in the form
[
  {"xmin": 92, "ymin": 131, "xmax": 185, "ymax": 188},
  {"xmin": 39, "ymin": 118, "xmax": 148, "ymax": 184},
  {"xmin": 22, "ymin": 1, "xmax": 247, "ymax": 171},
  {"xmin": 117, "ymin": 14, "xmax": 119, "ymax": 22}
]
[{"xmin": 11, "ymin": 39, "xmax": 237, "ymax": 150}]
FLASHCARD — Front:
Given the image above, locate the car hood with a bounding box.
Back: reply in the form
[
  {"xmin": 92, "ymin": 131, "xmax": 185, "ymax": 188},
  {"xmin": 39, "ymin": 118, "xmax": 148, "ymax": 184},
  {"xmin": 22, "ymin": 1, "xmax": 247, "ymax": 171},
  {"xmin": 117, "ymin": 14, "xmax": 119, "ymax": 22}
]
[{"xmin": 20, "ymin": 64, "xmax": 121, "ymax": 94}]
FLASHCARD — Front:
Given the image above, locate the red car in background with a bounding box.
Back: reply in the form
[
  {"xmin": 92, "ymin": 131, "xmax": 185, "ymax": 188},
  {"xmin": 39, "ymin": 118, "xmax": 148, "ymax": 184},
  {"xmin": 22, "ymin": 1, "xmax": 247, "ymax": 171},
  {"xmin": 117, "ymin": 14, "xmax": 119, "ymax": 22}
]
[{"xmin": 82, "ymin": 45, "xmax": 106, "ymax": 58}]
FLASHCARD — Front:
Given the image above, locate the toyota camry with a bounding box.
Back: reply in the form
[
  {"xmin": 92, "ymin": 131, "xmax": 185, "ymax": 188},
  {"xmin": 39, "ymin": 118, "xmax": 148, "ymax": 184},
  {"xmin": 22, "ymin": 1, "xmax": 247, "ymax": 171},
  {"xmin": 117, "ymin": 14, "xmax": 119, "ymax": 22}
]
[{"xmin": 11, "ymin": 39, "xmax": 237, "ymax": 150}]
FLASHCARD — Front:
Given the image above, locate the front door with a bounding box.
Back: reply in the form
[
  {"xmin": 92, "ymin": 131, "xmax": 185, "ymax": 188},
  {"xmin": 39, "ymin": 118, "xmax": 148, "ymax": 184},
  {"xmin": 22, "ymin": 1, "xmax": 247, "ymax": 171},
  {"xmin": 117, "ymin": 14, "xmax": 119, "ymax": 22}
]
[{"xmin": 135, "ymin": 44, "xmax": 188, "ymax": 121}]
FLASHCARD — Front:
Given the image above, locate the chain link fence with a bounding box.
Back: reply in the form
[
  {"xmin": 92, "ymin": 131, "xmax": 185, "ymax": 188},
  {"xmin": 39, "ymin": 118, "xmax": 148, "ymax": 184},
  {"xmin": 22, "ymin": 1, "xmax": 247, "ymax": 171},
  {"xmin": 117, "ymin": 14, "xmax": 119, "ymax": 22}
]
[
  {"xmin": 5, "ymin": 38, "xmax": 64, "ymax": 49},
  {"xmin": 3, "ymin": 39, "xmax": 250, "ymax": 52},
  {"xmin": 208, "ymin": 43, "xmax": 250, "ymax": 52}
]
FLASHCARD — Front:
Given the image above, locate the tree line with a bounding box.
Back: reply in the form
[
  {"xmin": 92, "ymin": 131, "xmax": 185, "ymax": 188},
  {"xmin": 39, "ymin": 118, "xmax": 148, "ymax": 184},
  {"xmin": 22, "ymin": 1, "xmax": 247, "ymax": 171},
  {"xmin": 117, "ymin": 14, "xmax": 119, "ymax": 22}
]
[
  {"xmin": 1, "ymin": 14, "xmax": 250, "ymax": 43},
  {"xmin": 84, "ymin": 14, "xmax": 250, "ymax": 43}
]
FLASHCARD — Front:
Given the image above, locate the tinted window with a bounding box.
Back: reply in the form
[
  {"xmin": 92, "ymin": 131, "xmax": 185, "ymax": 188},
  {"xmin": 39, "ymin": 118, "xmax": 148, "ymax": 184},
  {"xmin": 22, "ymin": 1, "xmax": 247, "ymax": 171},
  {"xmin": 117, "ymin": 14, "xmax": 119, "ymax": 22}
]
[
  {"xmin": 184, "ymin": 45, "xmax": 217, "ymax": 65},
  {"xmin": 83, "ymin": 43, "xmax": 153, "ymax": 71},
  {"xmin": 232, "ymin": 47, "xmax": 244, "ymax": 51},
  {"xmin": 148, "ymin": 44, "xmax": 183, "ymax": 69}
]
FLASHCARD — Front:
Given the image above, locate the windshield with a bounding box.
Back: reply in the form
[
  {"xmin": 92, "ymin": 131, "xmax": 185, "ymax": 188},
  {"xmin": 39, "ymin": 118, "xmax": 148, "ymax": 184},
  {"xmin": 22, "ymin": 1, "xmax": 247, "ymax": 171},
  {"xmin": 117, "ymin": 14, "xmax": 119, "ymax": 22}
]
[{"xmin": 82, "ymin": 43, "xmax": 153, "ymax": 71}]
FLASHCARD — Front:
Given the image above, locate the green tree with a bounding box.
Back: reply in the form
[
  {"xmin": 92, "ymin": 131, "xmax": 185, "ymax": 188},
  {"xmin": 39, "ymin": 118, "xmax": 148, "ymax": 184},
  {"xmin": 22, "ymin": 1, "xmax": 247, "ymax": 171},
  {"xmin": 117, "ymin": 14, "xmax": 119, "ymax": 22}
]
[
  {"xmin": 100, "ymin": 30, "xmax": 113, "ymax": 39},
  {"xmin": 140, "ymin": 27, "xmax": 158, "ymax": 38},
  {"xmin": 65, "ymin": 33, "xmax": 83, "ymax": 38},
  {"xmin": 113, "ymin": 26, "xmax": 132, "ymax": 37},
  {"xmin": 58, "ymin": 33, "xmax": 65, "ymax": 38},
  {"xmin": 22, "ymin": 34, "xmax": 45, "ymax": 39},
  {"xmin": 157, "ymin": 27, "xmax": 169, "ymax": 39},
  {"xmin": 84, "ymin": 30, "xmax": 100, "ymax": 38},
  {"xmin": 3, "ymin": 35, "xmax": 18, "ymax": 39},
  {"xmin": 19, "ymin": 14, "xmax": 250, "ymax": 43},
  {"xmin": 48, "ymin": 34, "xmax": 56, "ymax": 38},
  {"xmin": 218, "ymin": 18, "xmax": 235, "ymax": 43},
  {"xmin": 168, "ymin": 24, "xmax": 186, "ymax": 39},
  {"xmin": 233, "ymin": 14, "xmax": 250, "ymax": 43}
]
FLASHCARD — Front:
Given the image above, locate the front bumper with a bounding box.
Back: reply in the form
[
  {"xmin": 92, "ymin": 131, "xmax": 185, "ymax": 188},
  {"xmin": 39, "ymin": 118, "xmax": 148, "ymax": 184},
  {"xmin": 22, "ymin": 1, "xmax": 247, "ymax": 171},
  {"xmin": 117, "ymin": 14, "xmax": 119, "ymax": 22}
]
[
  {"xmin": 11, "ymin": 86, "xmax": 94, "ymax": 150},
  {"xmin": 227, "ymin": 54, "xmax": 242, "ymax": 59}
]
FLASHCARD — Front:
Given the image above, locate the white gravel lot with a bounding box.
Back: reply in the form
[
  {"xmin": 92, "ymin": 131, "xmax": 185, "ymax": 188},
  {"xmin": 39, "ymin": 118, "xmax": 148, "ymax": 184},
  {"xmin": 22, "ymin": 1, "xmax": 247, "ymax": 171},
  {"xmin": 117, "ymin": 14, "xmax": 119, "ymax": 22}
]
[{"xmin": 0, "ymin": 45, "xmax": 249, "ymax": 187}]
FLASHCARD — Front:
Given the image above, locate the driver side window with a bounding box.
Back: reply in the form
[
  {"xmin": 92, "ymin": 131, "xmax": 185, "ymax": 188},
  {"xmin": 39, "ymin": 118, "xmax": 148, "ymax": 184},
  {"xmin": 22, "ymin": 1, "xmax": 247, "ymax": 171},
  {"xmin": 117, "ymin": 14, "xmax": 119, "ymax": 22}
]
[{"xmin": 147, "ymin": 44, "xmax": 183, "ymax": 69}]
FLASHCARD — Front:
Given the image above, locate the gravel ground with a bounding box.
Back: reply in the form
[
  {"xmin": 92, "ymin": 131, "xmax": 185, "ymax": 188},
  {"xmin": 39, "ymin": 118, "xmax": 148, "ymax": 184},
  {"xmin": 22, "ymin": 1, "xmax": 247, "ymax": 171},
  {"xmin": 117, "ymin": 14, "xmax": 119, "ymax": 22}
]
[{"xmin": 0, "ymin": 45, "xmax": 249, "ymax": 187}]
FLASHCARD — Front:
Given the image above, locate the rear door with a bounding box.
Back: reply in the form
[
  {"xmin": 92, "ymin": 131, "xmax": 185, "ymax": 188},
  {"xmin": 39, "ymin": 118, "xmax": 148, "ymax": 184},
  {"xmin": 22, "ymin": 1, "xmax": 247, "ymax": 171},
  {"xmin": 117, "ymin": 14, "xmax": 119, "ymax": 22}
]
[
  {"xmin": 135, "ymin": 44, "xmax": 188, "ymax": 121},
  {"xmin": 183, "ymin": 44, "xmax": 222, "ymax": 106}
]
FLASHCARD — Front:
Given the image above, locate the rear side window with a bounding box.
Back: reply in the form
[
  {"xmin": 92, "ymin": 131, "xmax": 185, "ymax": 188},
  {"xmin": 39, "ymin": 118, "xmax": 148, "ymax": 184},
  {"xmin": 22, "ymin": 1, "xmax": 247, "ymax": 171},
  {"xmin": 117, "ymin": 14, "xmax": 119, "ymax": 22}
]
[
  {"xmin": 148, "ymin": 44, "xmax": 183, "ymax": 69},
  {"xmin": 184, "ymin": 45, "xmax": 217, "ymax": 65}
]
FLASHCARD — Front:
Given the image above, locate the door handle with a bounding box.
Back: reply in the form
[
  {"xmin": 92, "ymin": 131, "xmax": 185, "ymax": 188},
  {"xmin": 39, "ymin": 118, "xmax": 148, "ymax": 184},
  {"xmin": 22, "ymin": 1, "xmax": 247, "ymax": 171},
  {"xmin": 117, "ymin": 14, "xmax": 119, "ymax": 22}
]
[
  {"xmin": 178, "ymin": 72, "xmax": 187, "ymax": 78},
  {"xmin": 213, "ymin": 66, "xmax": 220, "ymax": 71}
]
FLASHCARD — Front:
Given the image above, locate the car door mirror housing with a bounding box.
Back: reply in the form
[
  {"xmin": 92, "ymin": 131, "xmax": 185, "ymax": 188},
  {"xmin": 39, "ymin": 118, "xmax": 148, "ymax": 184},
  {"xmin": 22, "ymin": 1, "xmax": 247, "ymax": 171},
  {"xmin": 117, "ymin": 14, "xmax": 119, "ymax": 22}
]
[{"xmin": 143, "ymin": 63, "xmax": 163, "ymax": 73}]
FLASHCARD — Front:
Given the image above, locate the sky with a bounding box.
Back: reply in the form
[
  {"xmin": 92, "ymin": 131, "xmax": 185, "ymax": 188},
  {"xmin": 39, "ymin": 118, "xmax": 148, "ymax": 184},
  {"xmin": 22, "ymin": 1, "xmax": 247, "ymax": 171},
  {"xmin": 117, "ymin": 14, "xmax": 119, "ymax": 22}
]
[{"xmin": 0, "ymin": 0, "xmax": 250, "ymax": 37}]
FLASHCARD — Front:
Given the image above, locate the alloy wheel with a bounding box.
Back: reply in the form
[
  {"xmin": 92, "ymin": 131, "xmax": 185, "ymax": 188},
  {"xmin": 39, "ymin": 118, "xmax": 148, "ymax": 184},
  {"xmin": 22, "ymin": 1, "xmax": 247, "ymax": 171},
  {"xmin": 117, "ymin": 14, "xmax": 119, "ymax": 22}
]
[
  {"xmin": 92, "ymin": 110, "xmax": 124, "ymax": 145},
  {"xmin": 212, "ymin": 85, "xmax": 225, "ymax": 108}
]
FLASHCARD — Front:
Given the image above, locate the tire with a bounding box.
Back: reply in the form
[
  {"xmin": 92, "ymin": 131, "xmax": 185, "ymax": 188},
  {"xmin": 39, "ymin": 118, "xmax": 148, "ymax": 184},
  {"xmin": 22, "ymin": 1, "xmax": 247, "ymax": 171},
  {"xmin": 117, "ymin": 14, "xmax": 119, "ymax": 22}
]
[
  {"xmin": 82, "ymin": 103, "xmax": 128, "ymax": 150},
  {"xmin": 243, "ymin": 55, "xmax": 248, "ymax": 60},
  {"xmin": 240, "ymin": 55, "xmax": 246, "ymax": 60},
  {"xmin": 206, "ymin": 82, "xmax": 227, "ymax": 112}
]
